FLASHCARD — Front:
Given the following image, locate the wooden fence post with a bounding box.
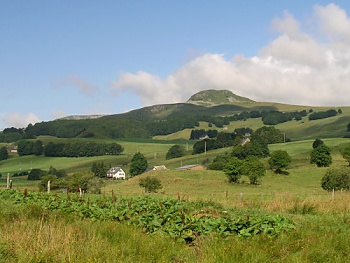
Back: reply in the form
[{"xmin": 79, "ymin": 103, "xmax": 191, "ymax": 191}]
[
  {"xmin": 6, "ymin": 173, "xmax": 10, "ymax": 189},
  {"xmin": 47, "ymin": 180, "xmax": 51, "ymax": 194}
]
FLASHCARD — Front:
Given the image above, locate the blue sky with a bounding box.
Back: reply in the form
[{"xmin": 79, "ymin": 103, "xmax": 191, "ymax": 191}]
[{"xmin": 1, "ymin": 1, "xmax": 350, "ymax": 130}]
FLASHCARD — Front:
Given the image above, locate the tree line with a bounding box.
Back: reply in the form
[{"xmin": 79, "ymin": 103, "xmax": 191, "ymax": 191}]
[
  {"xmin": 308, "ymin": 109, "xmax": 340, "ymax": 121},
  {"xmin": 0, "ymin": 107, "xmax": 344, "ymax": 142},
  {"xmin": 192, "ymin": 126, "xmax": 283, "ymax": 155},
  {"xmin": 16, "ymin": 140, "xmax": 124, "ymax": 157}
]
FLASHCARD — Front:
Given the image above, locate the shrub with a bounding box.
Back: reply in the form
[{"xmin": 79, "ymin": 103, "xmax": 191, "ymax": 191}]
[
  {"xmin": 166, "ymin": 144, "xmax": 186, "ymax": 160},
  {"xmin": 28, "ymin": 169, "xmax": 47, "ymax": 181},
  {"xmin": 224, "ymin": 157, "xmax": 243, "ymax": 183},
  {"xmin": 268, "ymin": 150, "xmax": 292, "ymax": 174},
  {"xmin": 321, "ymin": 167, "xmax": 350, "ymax": 191},
  {"xmin": 312, "ymin": 139, "xmax": 324, "ymax": 149},
  {"xmin": 242, "ymin": 156, "xmax": 266, "ymax": 185},
  {"xmin": 139, "ymin": 176, "xmax": 162, "ymax": 193},
  {"xmin": 310, "ymin": 144, "xmax": 332, "ymax": 167},
  {"xmin": 341, "ymin": 145, "xmax": 350, "ymax": 166}
]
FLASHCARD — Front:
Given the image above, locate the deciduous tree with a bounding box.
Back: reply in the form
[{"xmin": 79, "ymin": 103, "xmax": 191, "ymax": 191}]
[
  {"xmin": 166, "ymin": 144, "xmax": 186, "ymax": 160},
  {"xmin": 268, "ymin": 150, "xmax": 292, "ymax": 174},
  {"xmin": 341, "ymin": 145, "xmax": 350, "ymax": 166},
  {"xmin": 130, "ymin": 152, "xmax": 148, "ymax": 177},
  {"xmin": 139, "ymin": 176, "xmax": 162, "ymax": 193},
  {"xmin": 28, "ymin": 169, "xmax": 47, "ymax": 180},
  {"xmin": 91, "ymin": 162, "xmax": 110, "ymax": 178},
  {"xmin": 224, "ymin": 157, "xmax": 243, "ymax": 183},
  {"xmin": 321, "ymin": 167, "xmax": 350, "ymax": 191},
  {"xmin": 310, "ymin": 144, "xmax": 332, "ymax": 167},
  {"xmin": 242, "ymin": 156, "xmax": 266, "ymax": 185},
  {"xmin": 0, "ymin": 146, "xmax": 9, "ymax": 161},
  {"xmin": 312, "ymin": 139, "xmax": 324, "ymax": 149}
]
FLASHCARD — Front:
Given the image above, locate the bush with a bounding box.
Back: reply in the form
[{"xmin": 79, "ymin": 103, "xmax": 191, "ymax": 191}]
[
  {"xmin": 0, "ymin": 146, "xmax": 9, "ymax": 160},
  {"xmin": 166, "ymin": 145, "xmax": 186, "ymax": 160},
  {"xmin": 341, "ymin": 145, "xmax": 350, "ymax": 166},
  {"xmin": 28, "ymin": 169, "xmax": 47, "ymax": 181},
  {"xmin": 310, "ymin": 144, "xmax": 332, "ymax": 167},
  {"xmin": 268, "ymin": 150, "xmax": 292, "ymax": 174},
  {"xmin": 242, "ymin": 156, "xmax": 266, "ymax": 185},
  {"xmin": 139, "ymin": 176, "xmax": 162, "ymax": 193},
  {"xmin": 321, "ymin": 167, "xmax": 350, "ymax": 191},
  {"xmin": 224, "ymin": 157, "xmax": 243, "ymax": 183},
  {"xmin": 312, "ymin": 139, "xmax": 324, "ymax": 149},
  {"xmin": 208, "ymin": 152, "xmax": 231, "ymax": 171}
]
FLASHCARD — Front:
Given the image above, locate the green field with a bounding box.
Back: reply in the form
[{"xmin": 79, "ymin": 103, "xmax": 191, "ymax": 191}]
[{"xmin": 1, "ymin": 137, "xmax": 350, "ymax": 262}]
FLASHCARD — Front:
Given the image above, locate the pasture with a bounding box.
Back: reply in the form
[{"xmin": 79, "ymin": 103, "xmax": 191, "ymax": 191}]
[{"xmin": 1, "ymin": 137, "xmax": 350, "ymax": 262}]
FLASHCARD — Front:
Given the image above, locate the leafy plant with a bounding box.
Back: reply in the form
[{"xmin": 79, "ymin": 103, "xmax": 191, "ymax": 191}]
[{"xmin": 1, "ymin": 190, "xmax": 296, "ymax": 244}]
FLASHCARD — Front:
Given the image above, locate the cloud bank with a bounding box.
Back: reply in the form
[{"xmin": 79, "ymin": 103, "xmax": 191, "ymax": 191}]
[
  {"xmin": 2, "ymin": 113, "xmax": 40, "ymax": 129},
  {"xmin": 111, "ymin": 3, "xmax": 350, "ymax": 107},
  {"xmin": 53, "ymin": 75, "xmax": 98, "ymax": 96}
]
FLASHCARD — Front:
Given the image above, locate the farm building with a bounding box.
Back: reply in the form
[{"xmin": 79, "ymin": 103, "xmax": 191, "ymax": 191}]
[
  {"xmin": 145, "ymin": 165, "xmax": 168, "ymax": 172},
  {"xmin": 242, "ymin": 137, "xmax": 250, "ymax": 145},
  {"xmin": 175, "ymin": 164, "xmax": 206, "ymax": 171},
  {"xmin": 106, "ymin": 167, "xmax": 126, "ymax": 180}
]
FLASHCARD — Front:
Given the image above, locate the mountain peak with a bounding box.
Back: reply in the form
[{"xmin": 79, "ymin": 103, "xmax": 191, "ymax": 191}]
[{"xmin": 187, "ymin": 89, "xmax": 254, "ymax": 105}]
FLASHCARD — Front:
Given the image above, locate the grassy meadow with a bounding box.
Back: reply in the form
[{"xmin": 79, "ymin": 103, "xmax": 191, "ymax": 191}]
[{"xmin": 1, "ymin": 137, "xmax": 350, "ymax": 262}]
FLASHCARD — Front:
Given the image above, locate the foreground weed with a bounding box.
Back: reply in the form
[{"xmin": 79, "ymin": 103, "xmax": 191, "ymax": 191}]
[
  {"xmin": 287, "ymin": 198, "xmax": 317, "ymax": 215},
  {"xmin": 1, "ymin": 190, "xmax": 295, "ymax": 244}
]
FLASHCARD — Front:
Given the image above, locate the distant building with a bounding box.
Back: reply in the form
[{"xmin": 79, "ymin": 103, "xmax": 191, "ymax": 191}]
[
  {"xmin": 242, "ymin": 138, "xmax": 250, "ymax": 145},
  {"xmin": 106, "ymin": 167, "xmax": 125, "ymax": 180},
  {"xmin": 145, "ymin": 165, "xmax": 168, "ymax": 172},
  {"xmin": 8, "ymin": 145, "xmax": 17, "ymax": 153},
  {"xmin": 175, "ymin": 164, "xmax": 206, "ymax": 171}
]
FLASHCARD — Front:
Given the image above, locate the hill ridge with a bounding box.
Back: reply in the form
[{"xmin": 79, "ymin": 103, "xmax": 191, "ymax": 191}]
[{"xmin": 187, "ymin": 89, "xmax": 255, "ymax": 105}]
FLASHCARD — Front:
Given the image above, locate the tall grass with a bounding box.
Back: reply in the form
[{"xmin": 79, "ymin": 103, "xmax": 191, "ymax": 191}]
[{"xmin": 2, "ymin": 190, "xmax": 350, "ymax": 262}]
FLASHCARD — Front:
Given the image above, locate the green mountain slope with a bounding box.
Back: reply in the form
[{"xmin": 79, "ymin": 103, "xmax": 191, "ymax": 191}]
[{"xmin": 19, "ymin": 90, "xmax": 350, "ymax": 141}]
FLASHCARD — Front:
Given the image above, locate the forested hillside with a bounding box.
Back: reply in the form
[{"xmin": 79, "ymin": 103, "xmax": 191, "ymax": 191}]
[{"xmin": 1, "ymin": 90, "xmax": 349, "ymax": 142}]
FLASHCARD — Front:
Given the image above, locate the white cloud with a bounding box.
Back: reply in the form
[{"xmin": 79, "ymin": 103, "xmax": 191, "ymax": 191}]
[
  {"xmin": 53, "ymin": 75, "xmax": 98, "ymax": 96},
  {"xmin": 52, "ymin": 110, "xmax": 67, "ymax": 120},
  {"xmin": 111, "ymin": 4, "xmax": 350, "ymax": 107},
  {"xmin": 2, "ymin": 113, "xmax": 41, "ymax": 128},
  {"xmin": 314, "ymin": 3, "xmax": 350, "ymax": 42}
]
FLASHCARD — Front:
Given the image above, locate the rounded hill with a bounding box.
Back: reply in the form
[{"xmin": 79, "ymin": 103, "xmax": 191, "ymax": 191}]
[{"xmin": 187, "ymin": 89, "xmax": 255, "ymax": 105}]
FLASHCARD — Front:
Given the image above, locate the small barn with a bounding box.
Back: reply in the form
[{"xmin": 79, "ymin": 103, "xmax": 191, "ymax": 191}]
[
  {"xmin": 175, "ymin": 164, "xmax": 206, "ymax": 171},
  {"xmin": 106, "ymin": 167, "xmax": 126, "ymax": 180},
  {"xmin": 242, "ymin": 137, "xmax": 250, "ymax": 145},
  {"xmin": 144, "ymin": 165, "xmax": 168, "ymax": 173}
]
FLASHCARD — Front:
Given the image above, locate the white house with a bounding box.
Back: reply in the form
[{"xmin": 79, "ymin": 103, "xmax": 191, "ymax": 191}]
[{"xmin": 106, "ymin": 167, "xmax": 125, "ymax": 180}]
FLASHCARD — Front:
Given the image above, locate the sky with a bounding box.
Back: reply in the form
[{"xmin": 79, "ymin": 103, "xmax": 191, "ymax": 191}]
[{"xmin": 1, "ymin": 1, "xmax": 350, "ymax": 130}]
